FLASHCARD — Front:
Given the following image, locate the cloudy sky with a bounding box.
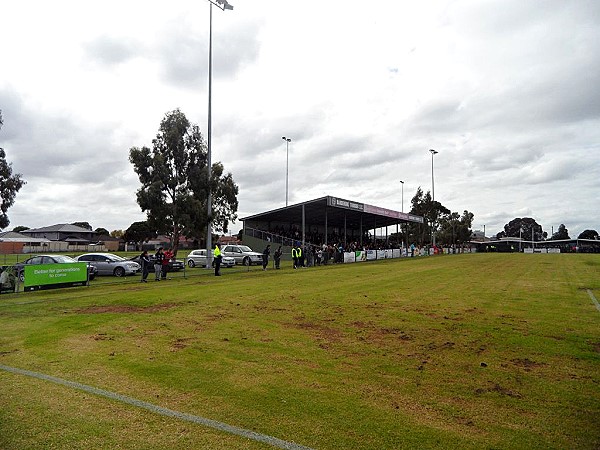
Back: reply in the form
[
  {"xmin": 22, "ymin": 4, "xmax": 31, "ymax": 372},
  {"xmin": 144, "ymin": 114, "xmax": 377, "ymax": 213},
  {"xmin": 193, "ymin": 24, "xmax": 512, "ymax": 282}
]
[{"xmin": 1, "ymin": 0, "xmax": 599, "ymax": 238}]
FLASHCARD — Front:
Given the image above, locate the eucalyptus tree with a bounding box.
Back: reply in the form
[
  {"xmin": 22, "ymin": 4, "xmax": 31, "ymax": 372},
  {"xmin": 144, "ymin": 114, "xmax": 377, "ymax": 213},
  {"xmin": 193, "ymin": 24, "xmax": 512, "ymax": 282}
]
[
  {"xmin": 0, "ymin": 110, "xmax": 26, "ymax": 230},
  {"xmin": 129, "ymin": 109, "xmax": 238, "ymax": 255}
]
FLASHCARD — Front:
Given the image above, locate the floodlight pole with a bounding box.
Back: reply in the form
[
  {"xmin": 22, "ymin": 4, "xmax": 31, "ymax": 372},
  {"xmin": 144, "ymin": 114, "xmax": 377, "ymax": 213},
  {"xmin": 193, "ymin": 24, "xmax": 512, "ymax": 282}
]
[
  {"xmin": 282, "ymin": 137, "xmax": 291, "ymax": 207},
  {"xmin": 205, "ymin": 0, "xmax": 233, "ymax": 269},
  {"xmin": 429, "ymin": 149, "xmax": 438, "ymax": 247},
  {"xmin": 400, "ymin": 180, "xmax": 405, "ymax": 250}
]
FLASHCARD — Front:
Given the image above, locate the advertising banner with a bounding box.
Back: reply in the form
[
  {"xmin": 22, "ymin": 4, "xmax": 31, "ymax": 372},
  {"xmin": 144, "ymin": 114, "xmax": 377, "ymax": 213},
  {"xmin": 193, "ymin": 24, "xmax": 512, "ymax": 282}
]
[
  {"xmin": 366, "ymin": 250, "xmax": 377, "ymax": 260},
  {"xmin": 343, "ymin": 252, "xmax": 356, "ymax": 263},
  {"xmin": 392, "ymin": 249, "xmax": 401, "ymax": 258},
  {"xmin": 355, "ymin": 251, "xmax": 367, "ymax": 262},
  {"xmin": 327, "ymin": 197, "xmax": 364, "ymax": 212},
  {"xmin": 0, "ymin": 266, "xmax": 17, "ymax": 294},
  {"xmin": 385, "ymin": 249, "xmax": 393, "ymax": 259},
  {"xmin": 24, "ymin": 263, "xmax": 88, "ymax": 291},
  {"xmin": 376, "ymin": 250, "xmax": 386, "ymax": 260}
]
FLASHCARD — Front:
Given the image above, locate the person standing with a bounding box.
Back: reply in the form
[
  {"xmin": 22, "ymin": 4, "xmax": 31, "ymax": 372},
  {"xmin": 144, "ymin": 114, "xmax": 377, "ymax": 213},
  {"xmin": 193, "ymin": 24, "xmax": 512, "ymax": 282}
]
[
  {"xmin": 298, "ymin": 245, "xmax": 304, "ymax": 268},
  {"xmin": 214, "ymin": 244, "xmax": 222, "ymax": 276},
  {"xmin": 154, "ymin": 247, "xmax": 164, "ymax": 281},
  {"xmin": 140, "ymin": 250, "xmax": 151, "ymax": 283},
  {"xmin": 262, "ymin": 244, "xmax": 271, "ymax": 270},
  {"xmin": 274, "ymin": 245, "xmax": 282, "ymax": 269},
  {"xmin": 162, "ymin": 248, "xmax": 173, "ymax": 280},
  {"xmin": 291, "ymin": 245, "xmax": 298, "ymax": 269}
]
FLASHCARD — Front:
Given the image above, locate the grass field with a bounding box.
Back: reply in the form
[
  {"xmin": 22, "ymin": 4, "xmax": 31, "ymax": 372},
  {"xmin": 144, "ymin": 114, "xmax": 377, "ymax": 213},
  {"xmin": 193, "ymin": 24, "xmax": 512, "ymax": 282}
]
[{"xmin": 1, "ymin": 253, "xmax": 599, "ymax": 449}]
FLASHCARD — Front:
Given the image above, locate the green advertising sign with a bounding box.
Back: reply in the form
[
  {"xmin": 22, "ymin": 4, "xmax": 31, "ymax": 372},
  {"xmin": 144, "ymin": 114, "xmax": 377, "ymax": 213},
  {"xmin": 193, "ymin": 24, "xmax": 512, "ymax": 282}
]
[{"xmin": 24, "ymin": 263, "xmax": 88, "ymax": 291}]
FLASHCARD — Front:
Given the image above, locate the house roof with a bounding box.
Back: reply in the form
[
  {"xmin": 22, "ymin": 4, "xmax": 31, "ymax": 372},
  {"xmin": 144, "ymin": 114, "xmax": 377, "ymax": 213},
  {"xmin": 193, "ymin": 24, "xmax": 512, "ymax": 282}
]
[
  {"xmin": 0, "ymin": 231, "xmax": 51, "ymax": 243},
  {"xmin": 21, "ymin": 224, "xmax": 94, "ymax": 234}
]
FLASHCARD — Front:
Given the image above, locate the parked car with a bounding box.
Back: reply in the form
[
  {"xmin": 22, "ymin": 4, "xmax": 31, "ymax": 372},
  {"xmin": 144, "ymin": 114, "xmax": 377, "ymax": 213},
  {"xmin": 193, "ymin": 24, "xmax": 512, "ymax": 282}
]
[
  {"xmin": 221, "ymin": 245, "xmax": 263, "ymax": 266},
  {"xmin": 14, "ymin": 255, "xmax": 98, "ymax": 282},
  {"xmin": 129, "ymin": 255, "xmax": 185, "ymax": 272},
  {"xmin": 185, "ymin": 249, "xmax": 235, "ymax": 268},
  {"xmin": 76, "ymin": 253, "xmax": 140, "ymax": 277}
]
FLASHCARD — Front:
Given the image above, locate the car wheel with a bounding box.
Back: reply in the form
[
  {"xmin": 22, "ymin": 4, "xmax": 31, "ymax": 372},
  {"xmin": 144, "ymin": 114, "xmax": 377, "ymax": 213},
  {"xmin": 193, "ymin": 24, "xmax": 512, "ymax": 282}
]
[
  {"xmin": 243, "ymin": 257, "xmax": 250, "ymax": 266},
  {"xmin": 114, "ymin": 267, "xmax": 125, "ymax": 277},
  {"xmin": 18, "ymin": 272, "xmax": 24, "ymax": 283},
  {"xmin": 188, "ymin": 260, "xmax": 196, "ymax": 268}
]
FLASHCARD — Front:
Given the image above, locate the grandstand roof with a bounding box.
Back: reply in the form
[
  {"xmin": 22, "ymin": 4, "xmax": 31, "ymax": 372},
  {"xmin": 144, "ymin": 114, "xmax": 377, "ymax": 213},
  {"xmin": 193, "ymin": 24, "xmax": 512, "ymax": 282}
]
[{"xmin": 242, "ymin": 195, "xmax": 424, "ymax": 231}]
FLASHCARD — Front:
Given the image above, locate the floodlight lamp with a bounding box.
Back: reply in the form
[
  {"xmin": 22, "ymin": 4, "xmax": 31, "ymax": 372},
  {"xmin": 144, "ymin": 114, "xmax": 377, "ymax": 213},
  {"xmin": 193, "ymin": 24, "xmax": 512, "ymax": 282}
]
[
  {"xmin": 219, "ymin": 0, "xmax": 234, "ymax": 10},
  {"xmin": 429, "ymin": 149, "xmax": 438, "ymax": 155}
]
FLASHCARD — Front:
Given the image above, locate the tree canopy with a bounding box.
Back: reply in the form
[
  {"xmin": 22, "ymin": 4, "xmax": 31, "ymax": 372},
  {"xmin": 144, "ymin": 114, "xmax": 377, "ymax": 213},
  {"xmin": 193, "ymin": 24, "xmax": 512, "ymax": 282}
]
[
  {"xmin": 0, "ymin": 110, "xmax": 26, "ymax": 230},
  {"xmin": 72, "ymin": 221, "xmax": 93, "ymax": 230},
  {"xmin": 123, "ymin": 221, "xmax": 155, "ymax": 246},
  {"xmin": 129, "ymin": 109, "xmax": 238, "ymax": 254},
  {"xmin": 578, "ymin": 229, "xmax": 599, "ymax": 240},
  {"xmin": 399, "ymin": 187, "xmax": 473, "ymax": 247},
  {"xmin": 550, "ymin": 224, "xmax": 570, "ymax": 240},
  {"xmin": 110, "ymin": 229, "xmax": 124, "ymax": 239},
  {"xmin": 496, "ymin": 218, "xmax": 547, "ymax": 241},
  {"xmin": 94, "ymin": 227, "xmax": 110, "ymax": 236}
]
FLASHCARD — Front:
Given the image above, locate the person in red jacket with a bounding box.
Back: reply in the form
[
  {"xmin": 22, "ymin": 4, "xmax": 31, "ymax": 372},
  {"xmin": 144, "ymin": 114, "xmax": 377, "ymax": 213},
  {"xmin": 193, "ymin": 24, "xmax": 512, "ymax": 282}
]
[{"xmin": 161, "ymin": 249, "xmax": 173, "ymax": 280}]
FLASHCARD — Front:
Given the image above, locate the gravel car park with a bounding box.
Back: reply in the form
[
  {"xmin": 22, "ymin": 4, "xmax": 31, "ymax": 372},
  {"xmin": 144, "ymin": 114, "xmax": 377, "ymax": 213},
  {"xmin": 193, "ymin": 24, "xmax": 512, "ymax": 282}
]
[
  {"xmin": 76, "ymin": 253, "xmax": 140, "ymax": 277},
  {"xmin": 185, "ymin": 249, "xmax": 235, "ymax": 268}
]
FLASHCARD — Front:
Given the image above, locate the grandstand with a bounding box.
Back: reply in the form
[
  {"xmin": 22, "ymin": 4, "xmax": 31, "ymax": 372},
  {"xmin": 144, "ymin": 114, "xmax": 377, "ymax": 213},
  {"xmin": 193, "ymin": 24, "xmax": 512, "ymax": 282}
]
[{"xmin": 241, "ymin": 195, "xmax": 424, "ymax": 250}]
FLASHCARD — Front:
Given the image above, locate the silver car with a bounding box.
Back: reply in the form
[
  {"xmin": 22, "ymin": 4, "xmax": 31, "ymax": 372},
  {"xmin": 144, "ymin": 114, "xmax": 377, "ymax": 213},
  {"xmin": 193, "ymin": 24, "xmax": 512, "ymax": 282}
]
[
  {"xmin": 221, "ymin": 245, "xmax": 263, "ymax": 266},
  {"xmin": 76, "ymin": 253, "xmax": 140, "ymax": 277},
  {"xmin": 186, "ymin": 249, "xmax": 235, "ymax": 268}
]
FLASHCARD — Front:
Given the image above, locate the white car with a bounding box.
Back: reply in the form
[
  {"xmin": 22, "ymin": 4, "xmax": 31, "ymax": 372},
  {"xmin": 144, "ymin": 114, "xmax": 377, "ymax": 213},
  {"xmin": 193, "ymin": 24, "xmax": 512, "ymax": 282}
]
[
  {"xmin": 221, "ymin": 245, "xmax": 263, "ymax": 266},
  {"xmin": 185, "ymin": 249, "xmax": 235, "ymax": 268},
  {"xmin": 76, "ymin": 253, "xmax": 140, "ymax": 277}
]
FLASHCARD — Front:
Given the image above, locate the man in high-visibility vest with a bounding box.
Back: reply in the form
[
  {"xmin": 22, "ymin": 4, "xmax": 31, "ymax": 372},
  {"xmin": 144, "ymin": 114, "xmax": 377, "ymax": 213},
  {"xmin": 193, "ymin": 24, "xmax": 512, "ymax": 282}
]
[
  {"xmin": 214, "ymin": 244, "xmax": 222, "ymax": 276},
  {"xmin": 291, "ymin": 246, "xmax": 298, "ymax": 269}
]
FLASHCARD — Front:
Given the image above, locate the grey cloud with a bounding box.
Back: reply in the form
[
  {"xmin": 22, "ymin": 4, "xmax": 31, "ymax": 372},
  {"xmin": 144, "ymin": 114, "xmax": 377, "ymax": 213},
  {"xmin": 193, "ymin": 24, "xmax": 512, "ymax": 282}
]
[
  {"xmin": 1, "ymin": 87, "xmax": 139, "ymax": 195},
  {"xmin": 157, "ymin": 19, "xmax": 262, "ymax": 89},
  {"xmin": 84, "ymin": 35, "xmax": 142, "ymax": 66}
]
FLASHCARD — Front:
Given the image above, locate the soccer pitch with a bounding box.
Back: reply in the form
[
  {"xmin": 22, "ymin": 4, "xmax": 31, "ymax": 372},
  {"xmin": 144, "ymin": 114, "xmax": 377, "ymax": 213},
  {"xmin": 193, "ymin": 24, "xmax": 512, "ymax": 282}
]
[{"xmin": 1, "ymin": 253, "xmax": 599, "ymax": 449}]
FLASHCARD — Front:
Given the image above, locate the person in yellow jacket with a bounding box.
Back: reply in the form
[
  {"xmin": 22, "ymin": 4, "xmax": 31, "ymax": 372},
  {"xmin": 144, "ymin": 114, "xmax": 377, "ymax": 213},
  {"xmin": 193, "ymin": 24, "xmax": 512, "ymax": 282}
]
[
  {"xmin": 291, "ymin": 246, "xmax": 298, "ymax": 269},
  {"xmin": 214, "ymin": 244, "xmax": 222, "ymax": 276}
]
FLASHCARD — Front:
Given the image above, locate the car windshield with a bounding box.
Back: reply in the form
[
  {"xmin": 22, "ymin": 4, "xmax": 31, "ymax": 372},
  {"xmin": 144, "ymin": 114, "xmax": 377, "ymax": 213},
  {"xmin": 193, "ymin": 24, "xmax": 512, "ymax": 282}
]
[
  {"xmin": 52, "ymin": 255, "xmax": 77, "ymax": 263},
  {"xmin": 239, "ymin": 246, "xmax": 252, "ymax": 252}
]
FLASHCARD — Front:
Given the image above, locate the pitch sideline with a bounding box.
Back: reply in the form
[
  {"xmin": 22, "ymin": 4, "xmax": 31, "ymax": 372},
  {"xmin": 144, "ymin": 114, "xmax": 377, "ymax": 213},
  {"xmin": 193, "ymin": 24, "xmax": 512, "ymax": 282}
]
[{"xmin": 0, "ymin": 364, "xmax": 313, "ymax": 450}]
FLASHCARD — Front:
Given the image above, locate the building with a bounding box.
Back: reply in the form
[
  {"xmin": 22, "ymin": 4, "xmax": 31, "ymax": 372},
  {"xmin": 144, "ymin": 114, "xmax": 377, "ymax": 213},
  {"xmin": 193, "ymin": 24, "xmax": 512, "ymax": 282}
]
[
  {"xmin": 0, "ymin": 231, "xmax": 52, "ymax": 254},
  {"xmin": 21, "ymin": 224, "xmax": 97, "ymax": 244},
  {"xmin": 241, "ymin": 195, "xmax": 424, "ymax": 248}
]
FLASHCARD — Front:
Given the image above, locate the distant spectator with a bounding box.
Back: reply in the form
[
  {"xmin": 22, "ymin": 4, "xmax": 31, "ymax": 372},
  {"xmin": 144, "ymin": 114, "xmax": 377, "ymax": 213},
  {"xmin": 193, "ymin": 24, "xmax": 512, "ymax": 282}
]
[
  {"xmin": 140, "ymin": 250, "xmax": 151, "ymax": 283},
  {"xmin": 274, "ymin": 246, "xmax": 282, "ymax": 269},
  {"xmin": 162, "ymin": 248, "xmax": 173, "ymax": 279},
  {"xmin": 154, "ymin": 247, "xmax": 164, "ymax": 281},
  {"xmin": 262, "ymin": 244, "xmax": 271, "ymax": 270}
]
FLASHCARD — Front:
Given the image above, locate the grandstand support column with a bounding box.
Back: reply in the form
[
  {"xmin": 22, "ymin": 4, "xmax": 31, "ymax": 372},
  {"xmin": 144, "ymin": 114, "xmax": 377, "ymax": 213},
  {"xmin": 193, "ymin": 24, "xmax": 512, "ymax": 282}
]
[
  {"xmin": 344, "ymin": 214, "xmax": 347, "ymax": 246},
  {"xmin": 302, "ymin": 204, "xmax": 306, "ymax": 248},
  {"xmin": 324, "ymin": 208, "xmax": 328, "ymax": 245},
  {"xmin": 360, "ymin": 215, "xmax": 363, "ymax": 247}
]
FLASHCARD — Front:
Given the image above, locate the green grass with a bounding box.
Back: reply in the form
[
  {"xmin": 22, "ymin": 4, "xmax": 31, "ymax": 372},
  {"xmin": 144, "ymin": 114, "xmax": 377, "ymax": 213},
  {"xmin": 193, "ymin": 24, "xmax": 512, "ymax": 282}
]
[{"xmin": 1, "ymin": 254, "xmax": 599, "ymax": 449}]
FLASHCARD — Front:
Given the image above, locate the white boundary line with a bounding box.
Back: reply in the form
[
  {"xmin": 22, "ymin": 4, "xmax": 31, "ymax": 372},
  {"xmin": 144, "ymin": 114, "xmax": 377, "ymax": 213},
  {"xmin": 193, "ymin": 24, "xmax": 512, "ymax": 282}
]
[
  {"xmin": 587, "ymin": 289, "xmax": 600, "ymax": 313},
  {"xmin": 0, "ymin": 364, "xmax": 313, "ymax": 450}
]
